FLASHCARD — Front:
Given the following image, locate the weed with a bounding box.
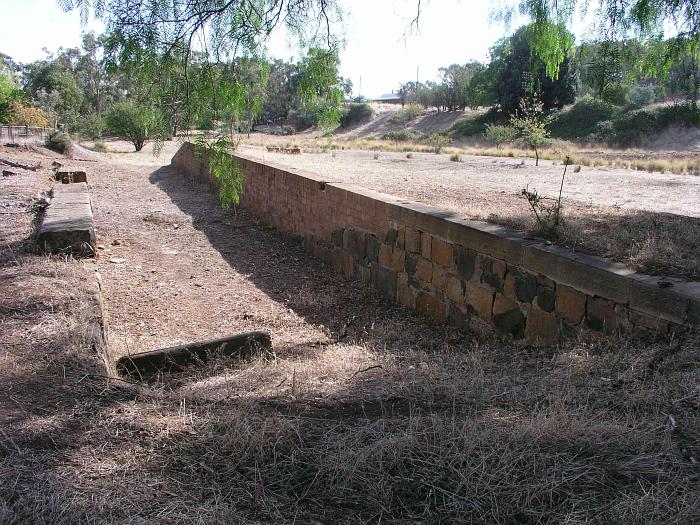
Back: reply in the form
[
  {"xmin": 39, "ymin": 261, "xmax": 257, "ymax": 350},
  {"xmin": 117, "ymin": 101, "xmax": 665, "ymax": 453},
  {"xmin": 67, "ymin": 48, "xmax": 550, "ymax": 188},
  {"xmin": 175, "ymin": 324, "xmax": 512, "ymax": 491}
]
[
  {"xmin": 450, "ymin": 153, "xmax": 462, "ymax": 162},
  {"xmin": 521, "ymin": 157, "xmax": 569, "ymax": 237}
]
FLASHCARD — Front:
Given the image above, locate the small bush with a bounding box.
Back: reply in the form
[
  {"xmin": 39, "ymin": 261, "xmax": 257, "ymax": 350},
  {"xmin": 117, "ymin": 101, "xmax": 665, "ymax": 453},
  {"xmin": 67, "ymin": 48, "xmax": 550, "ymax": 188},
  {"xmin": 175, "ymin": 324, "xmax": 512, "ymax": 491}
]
[
  {"xmin": 423, "ymin": 132, "xmax": 450, "ymax": 154},
  {"xmin": 382, "ymin": 129, "xmax": 424, "ymax": 141},
  {"xmin": 406, "ymin": 153, "xmax": 413, "ymax": 159},
  {"xmin": 340, "ymin": 103, "xmax": 373, "ymax": 128},
  {"xmin": 8, "ymin": 101, "xmax": 50, "ymax": 127},
  {"xmin": 449, "ymin": 153, "xmax": 462, "ymax": 162},
  {"xmin": 484, "ymin": 124, "xmax": 517, "ymax": 148},
  {"xmin": 628, "ymin": 85, "xmax": 655, "ymax": 108},
  {"xmin": 92, "ymin": 139, "xmax": 107, "ymax": 153},
  {"xmin": 80, "ymin": 113, "xmax": 105, "ymax": 140},
  {"xmin": 288, "ymin": 109, "xmax": 315, "ymax": 131},
  {"xmin": 44, "ymin": 130, "xmax": 71, "ymax": 154},
  {"xmin": 388, "ymin": 104, "xmax": 422, "ymax": 125},
  {"xmin": 601, "ymin": 83, "xmax": 629, "ymax": 106}
]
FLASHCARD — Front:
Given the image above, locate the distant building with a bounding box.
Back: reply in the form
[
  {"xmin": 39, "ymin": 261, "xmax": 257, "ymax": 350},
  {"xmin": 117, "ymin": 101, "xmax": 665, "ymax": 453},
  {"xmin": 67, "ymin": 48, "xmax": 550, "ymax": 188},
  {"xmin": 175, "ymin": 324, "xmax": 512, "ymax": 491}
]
[{"xmin": 372, "ymin": 92, "xmax": 402, "ymax": 104}]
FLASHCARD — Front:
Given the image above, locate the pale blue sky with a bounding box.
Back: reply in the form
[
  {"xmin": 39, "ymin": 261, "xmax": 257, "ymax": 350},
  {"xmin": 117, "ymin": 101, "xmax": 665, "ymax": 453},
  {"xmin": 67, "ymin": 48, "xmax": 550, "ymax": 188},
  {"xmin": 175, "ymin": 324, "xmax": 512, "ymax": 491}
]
[{"xmin": 0, "ymin": 0, "xmax": 595, "ymax": 98}]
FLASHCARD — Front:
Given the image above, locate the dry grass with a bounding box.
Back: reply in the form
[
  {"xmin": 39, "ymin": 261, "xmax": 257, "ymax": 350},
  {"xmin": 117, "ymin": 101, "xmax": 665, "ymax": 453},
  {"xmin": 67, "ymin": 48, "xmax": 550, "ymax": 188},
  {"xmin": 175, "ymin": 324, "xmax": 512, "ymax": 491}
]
[{"xmin": 1, "ymin": 146, "xmax": 699, "ymax": 523}]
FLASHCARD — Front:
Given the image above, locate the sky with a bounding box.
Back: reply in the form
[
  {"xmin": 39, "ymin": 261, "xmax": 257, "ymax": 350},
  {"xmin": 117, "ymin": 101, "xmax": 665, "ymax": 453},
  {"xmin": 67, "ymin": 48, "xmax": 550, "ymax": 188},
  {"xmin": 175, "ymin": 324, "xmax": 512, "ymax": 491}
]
[{"xmin": 0, "ymin": 0, "xmax": 593, "ymax": 98}]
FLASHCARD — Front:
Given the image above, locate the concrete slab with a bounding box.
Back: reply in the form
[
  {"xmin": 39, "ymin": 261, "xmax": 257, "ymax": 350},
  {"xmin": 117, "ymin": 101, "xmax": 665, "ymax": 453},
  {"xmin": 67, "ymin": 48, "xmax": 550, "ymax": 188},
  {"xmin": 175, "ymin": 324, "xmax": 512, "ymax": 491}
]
[{"xmin": 37, "ymin": 182, "xmax": 95, "ymax": 255}]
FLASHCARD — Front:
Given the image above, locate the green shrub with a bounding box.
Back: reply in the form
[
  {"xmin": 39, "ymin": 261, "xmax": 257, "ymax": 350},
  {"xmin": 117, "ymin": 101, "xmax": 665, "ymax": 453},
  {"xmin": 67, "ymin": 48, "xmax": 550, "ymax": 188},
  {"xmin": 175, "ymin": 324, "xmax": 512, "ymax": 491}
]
[
  {"xmin": 449, "ymin": 109, "xmax": 501, "ymax": 137},
  {"xmin": 484, "ymin": 124, "xmax": 518, "ymax": 148},
  {"xmin": 382, "ymin": 129, "xmax": 424, "ymax": 141},
  {"xmin": 548, "ymin": 97, "xmax": 619, "ymax": 140},
  {"xmin": 105, "ymin": 101, "xmax": 165, "ymax": 152},
  {"xmin": 423, "ymin": 132, "xmax": 450, "ymax": 154},
  {"xmin": 80, "ymin": 113, "xmax": 105, "ymax": 140},
  {"xmin": 627, "ymin": 85, "xmax": 655, "ymax": 108},
  {"xmin": 92, "ymin": 139, "xmax": 107, "ymax": 152},
  {"xmin": 388, "ymin": 104, "xmax": 422, "ymax": 125},
  {"xmin": 340, "ymin": 103, "xmax": 373, "ymax": 127},
  {"xmin": 601, "ymin": 83, "xmax": 630, "ymax": 106},
  {"xmin": 595, "ymin": 102, "xmax": 700, "ymax": 147},
  {"xmin": 449, "ymin": 153, "xmax": 462, "ymax": 162},
  {"xmin": 44, "ymin": 130, "xmax": 71, "ymax": 154},
  {"xmin": 288, "ymin": 109, "xmax": 315, "ymax": 131}
]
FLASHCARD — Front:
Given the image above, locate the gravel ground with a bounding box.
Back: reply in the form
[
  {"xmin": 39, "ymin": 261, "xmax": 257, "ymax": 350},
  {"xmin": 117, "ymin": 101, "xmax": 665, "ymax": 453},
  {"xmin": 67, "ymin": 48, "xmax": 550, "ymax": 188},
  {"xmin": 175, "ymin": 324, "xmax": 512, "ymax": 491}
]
[{"xmin": 238, "ymin": 143, "xmax": 700, "ymax": 218}]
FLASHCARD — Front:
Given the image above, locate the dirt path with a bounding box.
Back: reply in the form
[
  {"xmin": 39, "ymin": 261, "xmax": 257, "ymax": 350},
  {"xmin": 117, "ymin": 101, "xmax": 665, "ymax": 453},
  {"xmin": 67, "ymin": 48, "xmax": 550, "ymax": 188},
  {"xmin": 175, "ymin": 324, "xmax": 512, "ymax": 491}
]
[{"xmin": 88, "ymin": 150, "xmax": 447, "ymax": 372}]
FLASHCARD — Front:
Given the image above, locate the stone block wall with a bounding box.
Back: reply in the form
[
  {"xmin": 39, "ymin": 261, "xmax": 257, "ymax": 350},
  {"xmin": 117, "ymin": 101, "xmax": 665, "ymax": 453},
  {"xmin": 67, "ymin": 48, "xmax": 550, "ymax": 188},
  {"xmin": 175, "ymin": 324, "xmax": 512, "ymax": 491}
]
[{"xmin": 172, "ymin": 143, "xmax": 699, "ymax": 344}]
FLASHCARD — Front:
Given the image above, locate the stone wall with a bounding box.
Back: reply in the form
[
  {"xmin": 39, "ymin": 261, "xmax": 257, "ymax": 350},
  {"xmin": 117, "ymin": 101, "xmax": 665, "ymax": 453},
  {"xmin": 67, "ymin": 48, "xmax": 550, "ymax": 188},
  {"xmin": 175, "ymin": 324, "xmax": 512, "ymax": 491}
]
[{"xmin": 172, "ymin": 142, "xmax": 699, "ymax": 344}]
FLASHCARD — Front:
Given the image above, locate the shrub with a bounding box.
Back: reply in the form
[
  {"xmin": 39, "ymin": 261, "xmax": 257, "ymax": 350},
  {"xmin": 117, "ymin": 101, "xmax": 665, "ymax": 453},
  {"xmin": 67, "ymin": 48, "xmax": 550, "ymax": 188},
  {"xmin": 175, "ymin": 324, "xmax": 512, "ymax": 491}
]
[
  {"xmin": 382, "ymin": 129, "xmax": 424, "ymax": 141},
  {"xmin": 339, "ymin": 103, "xmax": 373, "ymax": 127},
  {"xmin": 388, "ymin": 104, "xmax": 422, "ymax": 125},
  {"xmin": 548, "ymin": 97, "xmax": 618, "ymax": 140},
  {"xmin": 484, "ymin": 124, "xmax": 517, "ymax": 148},
  {"xmin": 449, "ymin": 153, "xmax": 462, "ymax": 162},
  {"xmin": 423, "ymin": 132, "xmax": 450, "ymax": 154},
  {"xmin": 8, "ymin": 101, "xmax": 50, "ymax": 127},
  {"xmin": 92, "ymin": 139, "xmax": 107, "ymax": 152},
  {"xmin": 288, "ymin": 109, "xmax": 315, "ymax": 131},
  {"xmin": 601, "ymin": 83, "xmax": 630, "ymax": 106},
  {"xmin": 80, "ymin": 113, "xmax": 104, "ymax": 140},
  {"xmin": 628, "ymin": 85, "xmax": 655, "ymax": 108},
  {"xmin": 45, "ymin": 130, "xmax": 71, "ymax": 154},
  {"xmin": 105, "ymin": 101, "xmax": 165, "ymax": 152},
  {"xmin": 449, "ymin": 108, "xmax": 501, "ymax": 137},
  {"xmin": 595, "ymin": 102, "xmax": 700, "ymax": 147}
]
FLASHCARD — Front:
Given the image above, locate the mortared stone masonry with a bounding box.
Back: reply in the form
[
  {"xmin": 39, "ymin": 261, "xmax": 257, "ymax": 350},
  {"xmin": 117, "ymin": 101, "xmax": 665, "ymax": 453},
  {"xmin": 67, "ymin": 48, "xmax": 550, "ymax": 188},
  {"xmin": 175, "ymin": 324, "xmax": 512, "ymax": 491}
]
[{"xmin": 172, "ymin": 142, "xmax": 700, "ymax": 344}]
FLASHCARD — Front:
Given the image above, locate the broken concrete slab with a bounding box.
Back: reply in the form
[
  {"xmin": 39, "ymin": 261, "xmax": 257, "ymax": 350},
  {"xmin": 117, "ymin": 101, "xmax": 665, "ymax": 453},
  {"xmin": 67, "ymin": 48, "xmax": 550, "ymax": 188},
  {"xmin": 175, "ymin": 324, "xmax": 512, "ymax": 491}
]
[
  {"xmin": 37, "ymin": 182, "xmax": 95, "ymax": 255},
  {"xmin": 115, "ymin": 331, "xmax": 273, "ymax": 379},
  {"xmin": 55, "ymin": 169, "xmax": 87, "ymax": 184}
]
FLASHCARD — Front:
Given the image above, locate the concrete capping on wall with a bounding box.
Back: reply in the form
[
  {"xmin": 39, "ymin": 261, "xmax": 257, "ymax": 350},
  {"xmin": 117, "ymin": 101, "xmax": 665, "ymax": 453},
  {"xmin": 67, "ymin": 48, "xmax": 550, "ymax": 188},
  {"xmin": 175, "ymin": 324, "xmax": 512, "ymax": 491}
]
[{"xmin": 172, "ymin": 142, "xmax": 699, "ymax": 343}]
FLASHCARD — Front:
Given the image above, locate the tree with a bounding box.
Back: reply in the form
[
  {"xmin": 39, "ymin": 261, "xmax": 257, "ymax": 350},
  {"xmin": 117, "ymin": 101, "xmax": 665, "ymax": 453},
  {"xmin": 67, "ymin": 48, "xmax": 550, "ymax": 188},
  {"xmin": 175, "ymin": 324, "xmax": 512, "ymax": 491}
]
[
  {"xmin": 0, "ymin": 70, "xmax": 23, "ymax": 123},
  {"xmin": 105, "ymin": 100, "xmax": 165, "ymax": 151},
  {"xmin": 495, "ymin": 25, "xmax": 577, "ymax": 114},
  {"xmin": 510, "ymin": 98, "xmax": 552, "ymax": 166}
]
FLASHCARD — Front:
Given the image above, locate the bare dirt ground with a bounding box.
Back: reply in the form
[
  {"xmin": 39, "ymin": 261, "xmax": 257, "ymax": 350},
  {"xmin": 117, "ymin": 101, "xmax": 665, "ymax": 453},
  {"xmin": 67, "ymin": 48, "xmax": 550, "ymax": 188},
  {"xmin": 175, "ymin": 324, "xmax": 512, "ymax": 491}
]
[{"xmin": 1, "ymin": 142, "xmax": 699, "ymax": 523}]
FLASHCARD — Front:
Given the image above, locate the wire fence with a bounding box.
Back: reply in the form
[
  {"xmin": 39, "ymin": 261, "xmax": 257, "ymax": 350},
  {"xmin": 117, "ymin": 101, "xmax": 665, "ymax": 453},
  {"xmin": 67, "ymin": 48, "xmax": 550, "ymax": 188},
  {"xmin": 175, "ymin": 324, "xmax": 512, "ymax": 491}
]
[{"xmin": 0, "ymin": 125, "xmax": 53, "ymax": 144}]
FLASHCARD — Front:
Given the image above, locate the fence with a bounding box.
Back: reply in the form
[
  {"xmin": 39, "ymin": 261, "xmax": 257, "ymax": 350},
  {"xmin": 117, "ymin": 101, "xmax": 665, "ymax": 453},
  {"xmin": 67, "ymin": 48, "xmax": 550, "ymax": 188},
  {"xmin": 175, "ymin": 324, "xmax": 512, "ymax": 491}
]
[{"xmin": 0, "ymin": 125, "xmax": 53, "ymax": 144}]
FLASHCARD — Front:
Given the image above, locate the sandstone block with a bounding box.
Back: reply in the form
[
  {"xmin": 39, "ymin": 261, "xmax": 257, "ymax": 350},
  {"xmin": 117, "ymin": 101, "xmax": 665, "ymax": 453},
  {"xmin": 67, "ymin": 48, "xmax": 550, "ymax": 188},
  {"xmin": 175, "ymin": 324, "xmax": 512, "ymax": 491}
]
[
  {"xmin": 416, "ymin": 257, "xmax": 433, "ymax": 286},
  {"xmin": 466, "ymin": 284, "xmax": 494, "ymax": 320},
  {"xmin": 420, "ymin": 232, "xmax": 432, "ymax": 259},
  {"xmin": 405, "ymin": 228, "xmax": 421, "ymax": 253},
  {"xmin": 445, "ymin": 274, "xmax": 464, "ymax": 303},
  {"xmin": 454, "ymin": 245, "xmax": 477, "ymax": 281},
  {"xmin": 556, "ymin": 285, "xmax": 586, "ymax": 325},
  {"xmin": 431, "ymin": 237, "xmax": 453, "ymax": 268},
  {"xmin": 526, "ymin": 308, "xmax": 560, "ymax": 346},
  {"xmin": 416, "ymin": 292, "xmax": 447, "ymax": 323},
  {"xmin": 536, "ymin": 286, "xmax": 556, "ymax": 312},
  {"xmin": 586, "ymin": 297, "xmax": 618, "ymax": 334}
]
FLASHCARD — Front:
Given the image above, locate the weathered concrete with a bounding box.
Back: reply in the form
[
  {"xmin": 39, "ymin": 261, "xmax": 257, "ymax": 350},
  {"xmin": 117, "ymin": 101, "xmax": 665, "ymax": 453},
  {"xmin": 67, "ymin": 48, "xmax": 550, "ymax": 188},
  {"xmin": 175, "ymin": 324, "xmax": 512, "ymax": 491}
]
[
  {"xmin": 37, "ymin": 182, "xmax": 95, "ymax": 255},
  {"xmin": 115, "ymin": 331, "xmax": 273, "ymax": 379}
]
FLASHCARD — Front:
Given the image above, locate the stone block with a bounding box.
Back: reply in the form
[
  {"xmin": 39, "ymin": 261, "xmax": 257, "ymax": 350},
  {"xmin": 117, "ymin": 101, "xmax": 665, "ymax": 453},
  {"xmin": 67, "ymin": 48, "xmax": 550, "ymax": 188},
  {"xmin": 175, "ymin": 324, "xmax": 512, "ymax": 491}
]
[
  {"xmin": 56, "ymin": 170, "xmax": 87, "ymax": 183},
  {"xmin": 556, "ymin": 285, "xmax": 586, "ymax": 325},
  {"xmin": 432, "ymin": 264, "xmax": 446, "ymax": 291},
  {"xmin": 331, "ymin": 228, "xmax": 344, "ymax": 247},
  {"xmin": 420, "ymin": 232, "xmax": 432, "ymax": 259},
  {"xmin": 445, "ymin": 274, "xmax": 464, "ymax": 303},
  {"xmin": 385, "ymin": 227, "xmax": 399, "ymax": 246},
  {"xmin": 365, "ymin": 234, "xmax": 380, "ymax": 263},
  {"xmin": 405, "ymin": 228, "xmax": 421, "ymax": 253},
  {"xmin": 416, "ymin": 292, "xmax": 447, "ymax": 323},
  {"xmin": 466, "ymin": 284, "xmax": 494, "ymax": 320},
  {"xmin": 629, "ymin": 310, "xmax": 671, "ymax": 332},
  {"xmin": 379, "ymin": 243, "xmax": 393, "ymax": 268},
  {"xmin": 508, "ymin": 268, "xmax": 538, "ymax": 303},
  {"xmin": 586, "ymin": 297, "xmax": 618, "ymax": 334},
  {"xmin": 37, "ymin": 183, "xmax": 95, "ymax": 255},
  {"xmin": 343, "ymin": 229, "xmax": 366, "ymax": 260},
  {"xmin": 397, "ymin": 273, "xmax": 417, "ymax": 308},
  {"xmin": 454, "ymin": 245, "xmax": 477, "ymax": 281},
  {"xmin": 390, "ymin": 247, "xmax": 406, "ymax": 273},
  {"xmin": 416, "ymin": 257, "xmax": 433, "ymax": 286},
  {"xmin": 481, "ymin": 256, "xmax": 505, "ymax": 293},
  {"xmin": 492, "ymin": 294, "xmax": 525, "ymax": 336},
  {"xmin": 396, "ymin": 226, "xmax": 406, "ymax": 249},
  {"xmin": 526, "ymin": 308, "xmax": 560, "ymax": 346},
  {"xmin": 370, "ymin": 263, "xmax": 397, "ymax": 301},
  {"xmin": 406, "ymin": 252, "xmax": 419, "ymax": 276},
  {"xmin": 536, "ymin": 286, "xmax": 556, "ymax": 312},
  {"xmin": 431, "ymin": 237, "xmax": 453, "ymax": 268}
]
